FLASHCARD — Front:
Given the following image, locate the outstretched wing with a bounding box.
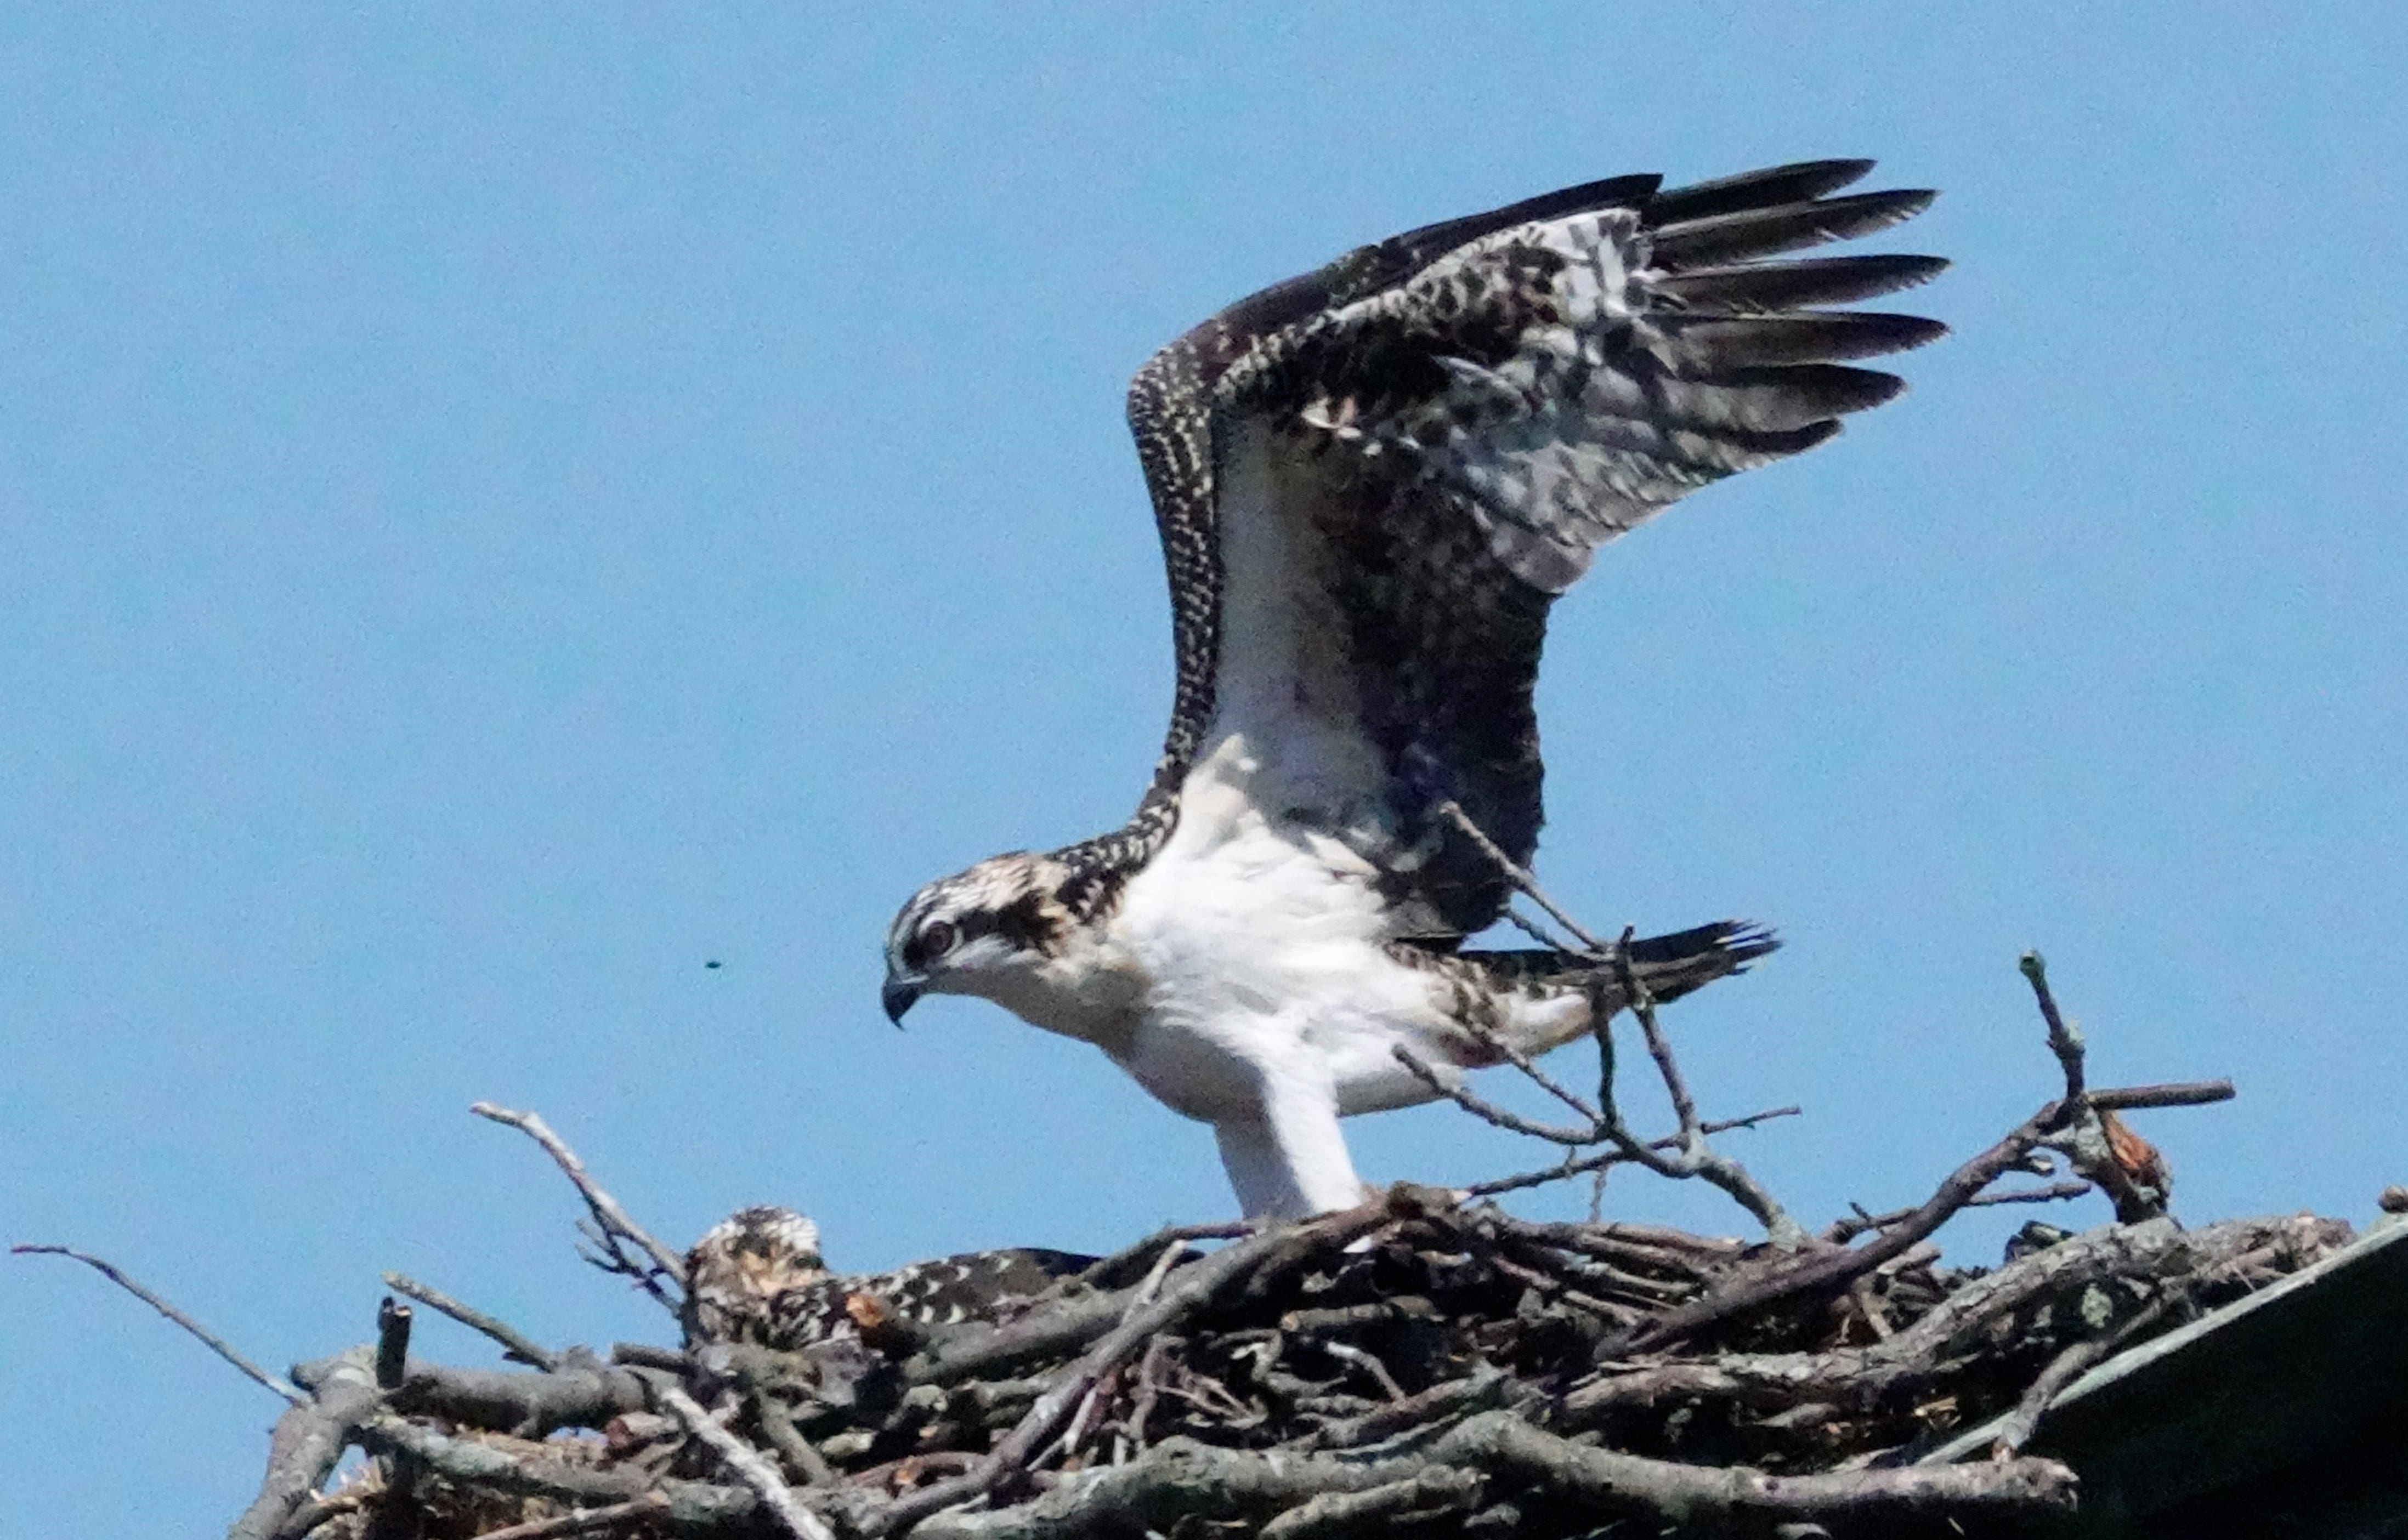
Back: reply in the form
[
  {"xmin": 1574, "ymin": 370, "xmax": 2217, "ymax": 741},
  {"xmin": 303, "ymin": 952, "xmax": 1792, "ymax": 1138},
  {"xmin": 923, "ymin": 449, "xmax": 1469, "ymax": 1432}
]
[{"xmin": 1061, "ymin": 161, "xmax": 1945, "ymax": 934}]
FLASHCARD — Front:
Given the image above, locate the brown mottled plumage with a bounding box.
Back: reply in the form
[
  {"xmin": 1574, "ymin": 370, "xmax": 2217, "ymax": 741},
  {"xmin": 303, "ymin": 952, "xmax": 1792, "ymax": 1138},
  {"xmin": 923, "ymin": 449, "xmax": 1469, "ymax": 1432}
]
[{"xmin": 683, "ymin": 1206, "xmax": 1095, "ymax": 1352}]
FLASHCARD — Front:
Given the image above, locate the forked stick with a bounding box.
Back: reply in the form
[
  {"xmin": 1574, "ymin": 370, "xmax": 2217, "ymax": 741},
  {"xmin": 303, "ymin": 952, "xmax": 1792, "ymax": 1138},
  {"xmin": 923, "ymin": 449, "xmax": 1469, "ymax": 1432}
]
[{"xmin": 471, "ymin": 1101, "xmax": 687, "ymax": 1310}]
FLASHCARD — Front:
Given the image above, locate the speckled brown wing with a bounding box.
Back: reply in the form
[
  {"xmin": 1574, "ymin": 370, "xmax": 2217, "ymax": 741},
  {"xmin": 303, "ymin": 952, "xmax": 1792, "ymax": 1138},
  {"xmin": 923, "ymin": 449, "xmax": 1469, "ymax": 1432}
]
[
  {"xmin": 762, "ymin": 1247, "xmax": 1097, "ymax": 1349},
  {"xmin": 1056, "ymin": 160, "xmax": 1945, "ymax": 937}
]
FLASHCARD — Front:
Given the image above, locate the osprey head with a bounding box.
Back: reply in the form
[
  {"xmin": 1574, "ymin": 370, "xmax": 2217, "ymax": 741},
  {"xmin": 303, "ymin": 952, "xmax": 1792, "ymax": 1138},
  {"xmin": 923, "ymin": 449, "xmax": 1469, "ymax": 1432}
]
[
  {"xmin": 882, "ymin": 852, "xmax": 1073, "ymax": 1024},
  {"xmin": 683, "ymin": 1204, "xmax": 827, "ymax": 1348}
]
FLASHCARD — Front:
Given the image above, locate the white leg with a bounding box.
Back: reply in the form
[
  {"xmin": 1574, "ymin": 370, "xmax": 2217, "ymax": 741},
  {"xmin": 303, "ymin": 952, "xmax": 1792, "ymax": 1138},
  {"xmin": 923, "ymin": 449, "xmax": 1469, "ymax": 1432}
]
[
  {"xmin": 1214, "ymin": 1119, "xmax": 1304, "ymax": 1219},
  {"xmin": 1212, "ymin": 1066, "xmax": 1367, "ymax": 1219}
]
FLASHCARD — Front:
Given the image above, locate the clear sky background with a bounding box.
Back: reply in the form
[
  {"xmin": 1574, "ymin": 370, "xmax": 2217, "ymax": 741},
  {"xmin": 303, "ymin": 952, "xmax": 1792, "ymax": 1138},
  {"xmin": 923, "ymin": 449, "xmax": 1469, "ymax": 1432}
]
[{"xmin": 3, "ymin": 6, "xmax": 2403, "ymax": 1532}]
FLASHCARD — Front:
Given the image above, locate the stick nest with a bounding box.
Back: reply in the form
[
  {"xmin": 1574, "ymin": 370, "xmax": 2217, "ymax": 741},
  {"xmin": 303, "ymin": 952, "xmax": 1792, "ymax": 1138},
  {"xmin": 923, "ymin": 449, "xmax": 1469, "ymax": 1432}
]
[{"xmin": 25, "ymin": 950, "xmax": 2360, "ymax": 1540}]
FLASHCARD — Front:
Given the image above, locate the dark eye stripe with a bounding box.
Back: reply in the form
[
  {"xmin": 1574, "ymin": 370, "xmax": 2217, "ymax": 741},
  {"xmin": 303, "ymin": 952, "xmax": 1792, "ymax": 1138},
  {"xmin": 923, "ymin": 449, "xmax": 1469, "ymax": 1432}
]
[{"xmin": 905, "ymin": 891, "xmax": 1064, "ymax": 970}]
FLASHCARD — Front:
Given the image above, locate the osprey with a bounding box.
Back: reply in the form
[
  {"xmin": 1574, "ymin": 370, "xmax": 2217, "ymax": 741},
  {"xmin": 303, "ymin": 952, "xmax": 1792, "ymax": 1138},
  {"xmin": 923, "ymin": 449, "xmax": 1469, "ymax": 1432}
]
[
  {"xmin": 684, "ymin": 1206, "xmax": 1096, "ymax": 1350},
  {"xmin": 885, "ymin": 160, "xmax": 1944, "ymax": 1219}
]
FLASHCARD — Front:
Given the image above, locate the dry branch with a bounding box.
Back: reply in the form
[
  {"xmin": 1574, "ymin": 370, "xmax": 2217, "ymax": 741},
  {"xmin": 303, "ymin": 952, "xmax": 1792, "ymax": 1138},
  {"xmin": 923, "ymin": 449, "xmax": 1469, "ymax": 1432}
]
[
  {"xmin": 1420, "ymin": 802, "xmax": 1811, "ymax": 1247},
  {"xmin": 383, "ymin": 1270, "xmax": 560, "ymax": 1369},
  {"xmin": 12, "ymin": 1243, "xmax": 300, "ymax": 1402},
  {"xmin": 870, "ymin": 1203, "xmax": 1396, "ymax": 1535},
  {"xmin": 173, "ymin": 1149, "xmax": 2336, "ymax": 1540},
  {"xmin": 226, "ymin": 1351, "xmax": 379, "ymax": 1540},
  {"xmin": 472, "ymin": 1101, "xmax": 688, "ymax": 1310},
  {"xmin": 654, "ymin": 1377, "xmax": 837, "ymax": 1540},
  {"xmin": 27, "ymin": 948, "xmax": 2308, "ymax": 1540},
  {"xmin": 467, "ymin": 1495, "xmax": 672, "ymax": 1540}
]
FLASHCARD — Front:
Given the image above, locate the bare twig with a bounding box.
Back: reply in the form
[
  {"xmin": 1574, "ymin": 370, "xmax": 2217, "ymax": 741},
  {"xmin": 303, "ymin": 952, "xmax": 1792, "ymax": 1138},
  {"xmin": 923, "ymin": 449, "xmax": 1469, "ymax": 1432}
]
[
  {"xmin": 383, "ymin": 1271, "xmax": 559, "ymax": 1369},
  {"xmin": 753, "ymin": 1388, "xmax": 838, "ymax": 1486},
  {"xmin": 1435, "ymin": 800, "xmax": 1611, "ymax": 955},
  {"xmin": 654, "ymin": 1378, "xmax": 837, "ymax": 1540},
  {"xmin": 464, "ymin": 1494, "xmax": 672, "ymax": 1540},
  {"xmin": 1129, "ymin": 1235, "xmax": 1192, "ymax": 1309},
  {"xmin": 1567, "ymin": 1215, "xmax": 2331, "ymax": 1431},
  {"xmin": 1124, "ymin": 1336, "xmax": 1170, "ymax": 1451},
  {"xmin": 1317, "ymin": 1340, "xmax": 1407, "ymax": 1402},
  {"xmin": 470, "ymin": 1102, "xmax": 687, "ymax": 1309},
  {"xmin": 1463, "ymin": 1105, "xmax": 1800, "ymax": 1197},
  {"xmin": 2019, "ymin": 954, "xmax": 2165, "ymax": 1224},
  {"xmin": 1598, "ymin": 1097, "xmax": 2070, "ymax": 1359},
  {"xmin": 2020, "ymin": 950, "xmax": 2084, "ymax": 1105},
  {"xmin": 1823, "ymin": 1180, "xmax": 2095, "ymax": 1243},
  {"xmin": 1503, "ymin": 903, "xmax": 1581, "ymax": 954},
  {"xmin": 1596, "ymin": 1065, "xmax": 2236, "ymax": 1362},
  {"xmin": 1257, "ymin": 1467, "xmax": 1486, "ymax": 1540},
  {"xmin": 1614, "ymin": 934, "xmax": 1701, "ymax": 1138},
  {"xmin": 1982, "ymin": 1214, "xmax": 2296, "ymax": 1462},
  {"xmin": 1990, "ymin": 1287, "xmax": 2180, "ymax": 1458},
  {"xmin": 1591, "ymin": 967, "xmax": 1804, "ymax": 1247},
  {"xmin": 1488, "ymin": 1239, "xmax": 1651, "ymax": 1317},
  {"xmin": 266, "ymin": 1488, "xmax": 371, "ymax": 1539},
  {"xmin": 1458, "ymin": 1016, "xmax": 1602, "ymax": 1124},
  {"xmin": 909, "ymin": 1285, "xmax": 1144, "ymax": 1388},
  {"xmin": 711, "ymin": 1350, "xmax": 837, "ymax": 1487},
  {"xmin": 613, "ymin": 1342, "xmax": 693, "ymax": 1373},
  {"xmin": 1447, "ymin": 1412, "xmax": 2075, "ymax": 1525},
  {"xmin": 387, "ymin": 1349, "xmax": 648, "ymax": 1436},
  {"xmin": 909, "ymin": 1410, "xmax": 2076, "ymax": 1540},
  {"xmin": 1424, "ymin": 800, "xmax": 1804, "ymax": 1244},
  {"xmin": 1302, "ymin": 1371, "xmax": 1508, "ymax": 1450},
  {"xmin": 354, "ymin": 1409, "xmax": 753, "ymax": 1526},
  {"xmin": 1391, "ymin": 1044, "xmax": 1596, "ymax": 1145},
  {"xmin": 13, "ymin": 1244, "xmax": 300, "ymax": 1402},
  {"xmin": 1279, "ymin": 1299, "xmax": 1434, "ymax": 1334},
  {"xmin": 2089, "ymin": 1079, "xmax": 2234, "ymax": 1111},
  {"xmin": 1070, "ymin": 1222, "xmax": 1253, "ymax": 1289}
]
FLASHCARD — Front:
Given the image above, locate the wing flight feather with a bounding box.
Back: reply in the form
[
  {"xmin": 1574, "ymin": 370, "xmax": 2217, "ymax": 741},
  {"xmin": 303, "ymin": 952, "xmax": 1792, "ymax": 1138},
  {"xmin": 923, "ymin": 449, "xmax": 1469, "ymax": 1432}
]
[{"xmin": 1059, "ymin": 161, "xmax": 1945, "ymax": 935}]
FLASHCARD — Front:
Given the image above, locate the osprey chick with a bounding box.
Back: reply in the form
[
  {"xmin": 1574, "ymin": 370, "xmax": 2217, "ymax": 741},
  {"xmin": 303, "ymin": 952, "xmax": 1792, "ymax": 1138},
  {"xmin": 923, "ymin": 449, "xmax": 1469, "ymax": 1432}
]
[
  {"xmin": 885, "ymin": 161, "xmax": 1944, "ymax": 1218},
  {"xmin": 684, "ymin": 1206, "xmax": 1095, "ymax": 1350}
]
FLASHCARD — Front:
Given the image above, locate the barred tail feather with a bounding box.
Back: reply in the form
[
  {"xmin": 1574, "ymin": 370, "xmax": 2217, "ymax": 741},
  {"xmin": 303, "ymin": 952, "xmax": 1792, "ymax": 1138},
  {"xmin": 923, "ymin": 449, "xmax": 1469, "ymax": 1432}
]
[
  {"xmin": 1619, "ymin": 918, "xmax": 1781, "ymax": 1005},
  {"xmin": 1445, "ymin": 919, "xmax": 1777, "ymax": 1060}
]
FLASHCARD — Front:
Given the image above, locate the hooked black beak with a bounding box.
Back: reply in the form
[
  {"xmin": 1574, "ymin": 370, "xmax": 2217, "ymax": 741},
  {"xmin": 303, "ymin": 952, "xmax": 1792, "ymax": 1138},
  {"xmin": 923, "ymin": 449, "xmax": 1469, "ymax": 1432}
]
[{"xmin": 882, "ymin": 975, "xmax": 923, "ymax": 1027}]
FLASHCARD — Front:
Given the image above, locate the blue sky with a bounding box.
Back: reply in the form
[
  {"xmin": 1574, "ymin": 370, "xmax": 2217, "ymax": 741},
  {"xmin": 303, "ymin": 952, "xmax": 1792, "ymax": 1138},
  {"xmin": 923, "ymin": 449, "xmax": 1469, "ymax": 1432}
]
[{"xmin": 3, "ymin": 6, "xmax": 2403, "ymax": 1532}]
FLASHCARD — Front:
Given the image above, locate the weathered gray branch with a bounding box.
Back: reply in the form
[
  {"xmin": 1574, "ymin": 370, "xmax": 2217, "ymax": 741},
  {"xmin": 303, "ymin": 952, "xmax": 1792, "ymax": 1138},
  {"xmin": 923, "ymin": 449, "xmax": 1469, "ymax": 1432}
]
[
  {"xmin": 352, "ymin": 1410, "xmax": 756, "ymax": 1531},
  {"xmin": 14, "ymin": 1243, "xmax": 299, "ymax": 1402},
  {"xmin": 653, "ymin": 1377, "xmax": 837, "ymax": 1540},
  {"xmin": 1567, "ymin": 1214, "xmax": 2333, "ymax": 1427},
  {"xmin": 383, "ymin": 1269, "xmax": 560, "ymax": 1368},
  {"xmin": 226, "ymin": 1351, "xmax": 379, "ymax": 1540},
  {"xmin": 472, "ymin": 1101, "xmax": 688, "ymax": 1309},
  {"xmin": 1594, "ymin": 956, "xmax": 1805, "ymax": 1247},
  {"xmin": 910, "ymin": 1411, "xmax": 2076, "ymax": 1540},
  {"xmin": 1461, "ymin": 1105, "xmax": 1800, "ymax": 1198},
  {"xmin": 466, "ymin": 1496, "xmax": 673, "ymax": 1540},
  {"xmin": 389, "ymin": 1347, "xmax": 649, "ymax": 1436}
]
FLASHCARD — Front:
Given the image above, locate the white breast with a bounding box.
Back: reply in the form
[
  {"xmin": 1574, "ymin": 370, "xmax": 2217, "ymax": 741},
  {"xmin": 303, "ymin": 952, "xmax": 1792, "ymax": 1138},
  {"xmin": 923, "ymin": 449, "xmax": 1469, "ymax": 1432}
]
[
  {"xmin": 1101, "ymin": 413, "xmax": 1486, "ymax": 1121},
  {"xmin": 1104, "ymin": 737, "xmax": 1456, "ymax": 1121}
]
